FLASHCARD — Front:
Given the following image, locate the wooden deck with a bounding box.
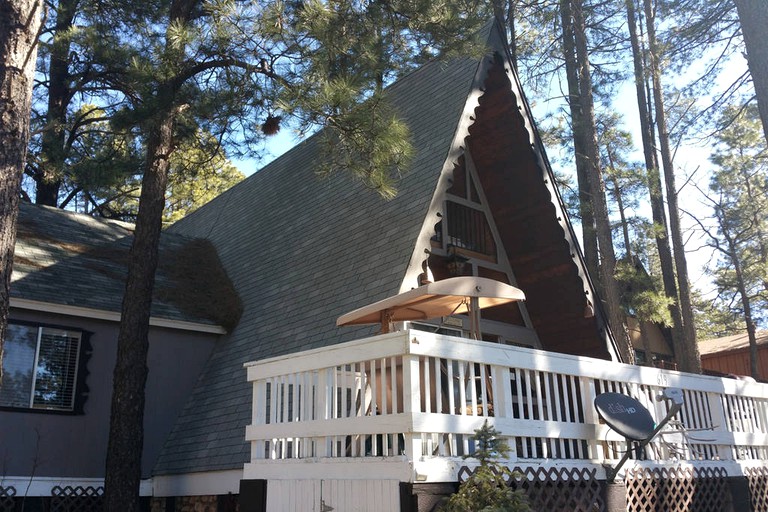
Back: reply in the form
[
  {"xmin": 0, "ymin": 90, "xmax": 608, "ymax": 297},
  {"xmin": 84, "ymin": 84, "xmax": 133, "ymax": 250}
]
[{"xmin": 244, "ymin": 329, "xmax": 768, "ymax": 485}]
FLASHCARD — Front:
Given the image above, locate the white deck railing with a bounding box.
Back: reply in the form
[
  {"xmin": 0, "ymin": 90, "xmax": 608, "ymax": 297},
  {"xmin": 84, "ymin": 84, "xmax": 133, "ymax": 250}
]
[{"xmin": 244, "ymin": 329, "xmax": 768, "ymax": 481}]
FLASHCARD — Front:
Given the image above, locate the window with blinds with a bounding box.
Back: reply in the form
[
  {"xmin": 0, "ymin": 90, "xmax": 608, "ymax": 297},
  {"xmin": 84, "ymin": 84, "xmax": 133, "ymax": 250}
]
[{"xmin": 0, "ymin": 323, "xmax": 82, "ymax": 411}]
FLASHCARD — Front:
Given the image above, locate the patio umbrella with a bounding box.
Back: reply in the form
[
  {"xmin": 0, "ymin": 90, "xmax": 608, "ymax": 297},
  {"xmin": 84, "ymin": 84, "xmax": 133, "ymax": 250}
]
[{"xmin": 336, "ymin": 276, "xmax": 526, "ymax": 339}]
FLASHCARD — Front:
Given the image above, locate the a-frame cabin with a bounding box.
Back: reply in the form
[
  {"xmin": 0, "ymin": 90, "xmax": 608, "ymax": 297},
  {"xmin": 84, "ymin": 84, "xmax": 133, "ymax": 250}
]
[
  {"xmin": 158, "ymin": 18, "xmax": 619, "ymax": 489},
  {"xmin": 155, "ymin": 19, "xmax": 767, "ymax": 512}
]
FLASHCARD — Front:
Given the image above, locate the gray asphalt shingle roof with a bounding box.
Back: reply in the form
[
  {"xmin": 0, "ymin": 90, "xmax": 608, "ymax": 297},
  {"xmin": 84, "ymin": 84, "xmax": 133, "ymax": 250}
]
[
  {"xmin": 154, "ymin": 45, "xmax": 485, "ymax": 474},
  {"xmin": 12, "ymin": 203, "xmax": 239, "ymax": 328}
]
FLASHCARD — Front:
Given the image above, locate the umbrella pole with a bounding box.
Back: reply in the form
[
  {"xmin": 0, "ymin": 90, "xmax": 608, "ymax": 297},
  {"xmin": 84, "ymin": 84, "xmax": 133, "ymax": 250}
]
[{"xmin": 469, "ymin": 297, "xmax": 481, "ymax": 340}]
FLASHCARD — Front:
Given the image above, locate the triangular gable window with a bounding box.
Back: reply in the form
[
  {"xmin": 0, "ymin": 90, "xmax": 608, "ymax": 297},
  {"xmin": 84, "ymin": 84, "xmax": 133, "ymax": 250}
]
[
  {"xmin": 437, "ymin": 155, "xmax": 496, "ymax": 259},
  {"xmin": 446, "ymin": 201, "xmax": 495, "ymax": 257},
  {"xmin": 424, "ymin": 148, "xmax": 541, "ymax": 347}
]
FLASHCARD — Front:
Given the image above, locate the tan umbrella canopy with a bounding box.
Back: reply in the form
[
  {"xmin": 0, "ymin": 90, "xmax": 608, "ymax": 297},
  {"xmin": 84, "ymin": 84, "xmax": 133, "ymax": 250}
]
[{"xmin": 336, "ymin": 276, "xmax": 526, "ymax": 338}]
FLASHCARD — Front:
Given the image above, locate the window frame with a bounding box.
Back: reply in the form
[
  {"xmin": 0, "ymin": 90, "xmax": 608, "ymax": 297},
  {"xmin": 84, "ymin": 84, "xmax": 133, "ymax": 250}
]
[{"xmin": 0, "ymin": 320, "xmax": 90, "ymax": 414}]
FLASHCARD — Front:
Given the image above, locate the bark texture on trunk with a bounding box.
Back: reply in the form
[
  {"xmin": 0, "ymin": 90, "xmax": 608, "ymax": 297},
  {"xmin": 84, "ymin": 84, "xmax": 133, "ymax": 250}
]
[
  {"xmin": 734, "ymin": 256, "xmax": 760, "ymax": 380},
  {"xmin": 560, "ymin": 0, "xmax": 600, "ymax": 290},
  {"xmin": 103, "ymin": 106, "xmax": 175, "ymax": 512},
  {"xmin": 643, "ymin": 0, "xmax": 701, "ymax": 374},
  {"xmin": 36, "ymin": 0, "xmax": 79, "ymax": 206},
  {"xmin": 625, "ymin": 0, "xmax": 686, "ymax": 365},
  {"xmin": 716, "ymin": 206, "xmax": 761, "ymax": 380},
  {"xmin": 0, "ymin": 0, "xmax": 42, "ymax": 376},
  {"xmin": 734, "ymin": 0, "xmax": 768, "ymax": 145},
  {"xmin": 571, "ymin": 0, "xmax": 634, "ymax": 364},
  {"xmin": 103, "ymin": 3, "xmax": 195, "ymax": 509}
]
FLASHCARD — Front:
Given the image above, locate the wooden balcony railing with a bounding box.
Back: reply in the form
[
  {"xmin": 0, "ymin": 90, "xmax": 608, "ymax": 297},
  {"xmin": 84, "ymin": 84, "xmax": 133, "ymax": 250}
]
[{"xmin": 244, "ymin": 329, "xmax": 768, "ymax": 481}]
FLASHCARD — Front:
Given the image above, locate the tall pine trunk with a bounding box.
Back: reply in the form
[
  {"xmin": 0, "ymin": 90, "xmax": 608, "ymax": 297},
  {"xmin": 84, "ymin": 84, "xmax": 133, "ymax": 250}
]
[
  {"xmin": 104, "ymin": 100, "xmax": 176, "ymax": 511},
  {"xmin": 36, "ymin": 0, "xmax": 79, "ymax": 206},
  {"xmin": 606, "ymin": 152, "xmax": 631, "ymax": 259},
  {"xmin": 712, "ymin": 204, "xmax": 761, "ymax": 380},
  {"xmin": 103, "ymin": 1, "xmax": 196, "ymax": 506},
  {"xmin": 643, "ymin": 0, "xmax": 701, "ymax": 373},
  {"xmin": 571, "ymin": 0, "xmax": 634, "ymax": 363},
  {"xmin": 734, "ymin": 0, "xmax": 768, "ymax": 144},
  {"xmin": 560, "ymin": 0, "xmax": 600, "ymax": 290},
  {"xmin": 625, "ymin": 0, "xmax": 686, "ymax": 367},
  {"xmin": 0, "ymin": 0, "xmax": 42, "ymax": 376},
  {"xmin": 738, "ymin": 163, "xmax": 768, "ymax": 293},
  {"xmin": 732, "ymin": 254, "xmax": 760, "ymax": 380}
]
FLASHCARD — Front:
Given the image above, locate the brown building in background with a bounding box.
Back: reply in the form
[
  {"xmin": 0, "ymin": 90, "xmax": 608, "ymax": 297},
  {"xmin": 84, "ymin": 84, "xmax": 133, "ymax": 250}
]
[{"xmin": 699, "ymin": 330, "xmax": 768, "ymax": 381}]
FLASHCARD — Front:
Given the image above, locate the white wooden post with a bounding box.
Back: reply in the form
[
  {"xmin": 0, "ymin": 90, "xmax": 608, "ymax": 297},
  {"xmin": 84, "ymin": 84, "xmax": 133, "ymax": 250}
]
[
  {"xmin": 424, "ymin": 357, "xmax": 432, "ymax": 414},
  {"xmin": 402, "ymin": 354, "xmax": 423, "ymax": 462},
  {"xmin": 447, "ymin": 360, "xmax": 456, "ymax": 415},
  {"xmin": 380, "ymin": 358, "xmax": 389, "ymax": 415},
  {"xmin": 493, "ymin": 366, "xmax": 516, "ymax": 459},
  {"xmin": 371, "ymin": 359, "xmax": 378, "ymax": 416},
  {"xmin": 314, "ymin": 368, "xmax": 330, "ymax": 457},
  {"xmin": 582, "ymin": 377, "xmax": 603, "ymax": 460},
  {"xmin": 492, "ymin": 366, "xmax": 513, "ymax": 419},
  {"xmin": 252, "ymin": 380, "xmax": 266, "ymax": 459},
  {"xmin": 757, "ymin": 396, "xmax": 768, "ymax": 434},
  {"xmin": 459, "ymin": 363, "xmax": 467, "ymax": 416}
]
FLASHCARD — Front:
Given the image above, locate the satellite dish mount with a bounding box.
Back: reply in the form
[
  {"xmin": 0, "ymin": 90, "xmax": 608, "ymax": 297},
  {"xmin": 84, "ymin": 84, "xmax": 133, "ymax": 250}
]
[{"xmin": 595, "ymin": 388, "xmax": 684, "ymax": 481}]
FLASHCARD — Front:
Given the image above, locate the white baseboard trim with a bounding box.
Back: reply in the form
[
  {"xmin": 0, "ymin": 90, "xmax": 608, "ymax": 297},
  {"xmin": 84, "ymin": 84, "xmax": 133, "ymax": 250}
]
[{"xmin": 0, "ymin": 476, "xmax": 152, "ymax": 497}]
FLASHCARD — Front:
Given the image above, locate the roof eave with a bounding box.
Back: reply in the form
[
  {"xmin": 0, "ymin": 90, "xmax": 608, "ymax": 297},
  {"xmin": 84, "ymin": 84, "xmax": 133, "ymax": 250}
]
[{"xmin": 10, "ymin": 297, "xmax": 227, "ymax": 334}]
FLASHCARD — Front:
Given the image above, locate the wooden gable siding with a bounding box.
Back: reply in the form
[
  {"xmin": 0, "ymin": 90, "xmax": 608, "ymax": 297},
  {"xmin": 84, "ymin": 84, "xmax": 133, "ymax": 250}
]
[
  {"xmin": 702, "ymin": 346, "xmax": 768, "ymax": 379},
  {"xmin": 466, "ymin": 59, "xmax": 610, "ymax": 360}
]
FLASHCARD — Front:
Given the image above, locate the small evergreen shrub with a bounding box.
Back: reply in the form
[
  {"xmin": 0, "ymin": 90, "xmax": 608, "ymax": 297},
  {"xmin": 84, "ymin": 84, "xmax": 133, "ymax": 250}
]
[{"xmin": 440, "ymin": 421, "xmax": 530, "ymax": 512}]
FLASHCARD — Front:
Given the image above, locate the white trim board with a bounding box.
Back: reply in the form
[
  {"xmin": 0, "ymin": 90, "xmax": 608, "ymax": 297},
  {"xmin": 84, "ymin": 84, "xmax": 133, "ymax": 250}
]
[
  {"xmin": 244, "ymin": 460, "xmax": 413, "ymax": 482},
  {"xmin": 0, "ymin": 476, "xmax": 152, "ymax": 497},
  {"xmin": 10, "ymin": 297, "xmax": 226, "ymax": 334}
]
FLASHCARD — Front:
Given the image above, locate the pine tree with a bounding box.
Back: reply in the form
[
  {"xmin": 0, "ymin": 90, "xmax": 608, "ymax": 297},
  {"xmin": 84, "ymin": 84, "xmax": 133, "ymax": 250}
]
[
  {"xmin": 623, "ymin": 0, "xmax": 687, "ymax": 370},
  {"xmin": 0, "ymin": 0, "xmax": 44, "ymax": 380},
  {"xmin": 691, "ymin": 104, "xmax": 767, "ymax": 379},
  {"xmin": 89, "ymin": 2, "xmax": 490, "ymax": 509},
  {"xmin": 642, "ymin": 0, "xmax": 701, "ymax": 373},
  {"xmin": 570, "ymin": 0, "xmax": 635, "ymax": 363}
]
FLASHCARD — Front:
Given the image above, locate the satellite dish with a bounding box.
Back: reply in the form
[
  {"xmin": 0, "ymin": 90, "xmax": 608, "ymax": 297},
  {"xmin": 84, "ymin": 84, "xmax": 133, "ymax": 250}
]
[
  {"xmin": 594, "ymin": 392, "xmax": 655, "ymax": 441},
  {"xmin": 595, "ymin": 389, "xmax": 685, "ymax": 481}
]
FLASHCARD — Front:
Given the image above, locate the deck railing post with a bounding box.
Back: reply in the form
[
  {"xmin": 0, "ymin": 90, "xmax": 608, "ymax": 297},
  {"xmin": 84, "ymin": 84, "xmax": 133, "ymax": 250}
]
[
  {"xmin": 252, "ymin": 380, "xmax": 267, "ymax": 460},
  {"xmin": 706, "ymin": 392, "xmax": 731, "ymax": 461},
  {"xmin": 582, "ymin": 377, "xmax": 604, "ymax": 461},
  {"xmin": 756, "ymin": 396, "xmax": 768, "ymax": 434},
  {"xmin": 492, "ymin": 366, "xmax": 513, "ymax": 420},
  {"xmin": 315, "ymin": 368, "xmax": 331, "ymax": 457},
  {"xmin": 402, "ymin": 353, "xmax": 423, "ymax": 462},
  {"xmin": 493, "ymin": 366, "xmax": 516, "ymax": 459}
]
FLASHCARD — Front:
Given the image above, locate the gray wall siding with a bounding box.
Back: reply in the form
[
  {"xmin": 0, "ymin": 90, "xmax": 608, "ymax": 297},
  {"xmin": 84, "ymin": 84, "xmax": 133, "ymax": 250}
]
[{"xmin": 0, "ymin": 309, "xmax": 218, "ymax": 479}]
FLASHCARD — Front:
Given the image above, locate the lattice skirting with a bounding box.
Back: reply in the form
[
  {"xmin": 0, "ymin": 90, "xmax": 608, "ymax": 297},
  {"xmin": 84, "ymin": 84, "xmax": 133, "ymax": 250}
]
[
  {"xmin": 458, "ymin": 466, "xmax": 604, "ymax": 512},
  {"xmin": 0, "ymin": 484, "xmax": 103, "ymax": 512},
  {"xmin": 49, "ymin": 485, "xmax": 104, "ymax": 512},
  {"xmin": 746, "ymin": 466, "xmax": 768, "ymax": 512},
  {"xmin": 0, "ymin": 486, "xmax": 16, "ymax": 512},
  {"xmin": 625, "ymin": 466, "xmax": 730, "ymax": 512}
]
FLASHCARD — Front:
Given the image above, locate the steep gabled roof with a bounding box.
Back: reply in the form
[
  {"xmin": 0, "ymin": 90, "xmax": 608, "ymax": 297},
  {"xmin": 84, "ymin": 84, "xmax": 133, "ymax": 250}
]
[
  {"xmin": 157, "ymin": 49, "xmax": 485, "ymax": 476},
  {"xmin": 12, "ymin": 203, "xmax": 240, "ymax": 330},
  {"xmin": 156, "ymin": 20, "xmax": 617, "ymax": 475}
]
